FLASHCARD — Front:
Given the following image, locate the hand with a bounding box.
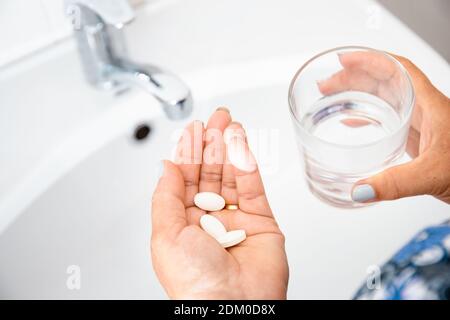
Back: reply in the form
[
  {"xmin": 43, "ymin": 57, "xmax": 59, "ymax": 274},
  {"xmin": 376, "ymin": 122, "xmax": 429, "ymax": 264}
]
[
  {"xmin": 319, "ymin": 52, "xmax": 450, "ymax": 204},
  {"xmin": 151, "ymin": 108, "xmax": 289, "ymax": 299}
]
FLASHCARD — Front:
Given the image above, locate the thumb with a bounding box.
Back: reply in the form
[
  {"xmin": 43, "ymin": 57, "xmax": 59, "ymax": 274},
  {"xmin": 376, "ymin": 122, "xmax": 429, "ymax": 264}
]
[
  {"xmin": 351, "ymin": 159, "xmax": 429, "ymax": 203},
  {"xmin": 151, "ymin": 160, "xmax": 187, "ymax": 239}
]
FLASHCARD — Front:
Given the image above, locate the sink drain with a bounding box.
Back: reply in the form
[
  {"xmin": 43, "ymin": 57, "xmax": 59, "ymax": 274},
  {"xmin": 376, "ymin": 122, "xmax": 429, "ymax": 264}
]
[{"xmin": 133, "ymin": 124, "xmax": 152, "ymax": 141}]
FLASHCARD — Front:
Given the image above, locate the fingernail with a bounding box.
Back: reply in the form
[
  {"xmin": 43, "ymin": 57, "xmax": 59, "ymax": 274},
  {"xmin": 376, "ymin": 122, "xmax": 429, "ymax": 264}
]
[
  {"xmin": 216, "ymin": 106, "xmax": 230, "ymax": 113},
  {"xmin": 317, "ymin": 74, "xmax": 331, "ymax": 84},
  {"xmin": 337, "ymin": 53, "xmax": 349, "ymax": 66},
  {"xmin": 193, "ymin": 120, "xmax": 204, "ymax": 128},
  {"xmin": 156, "ymin": 160, "xmax": 165, "ymax": 179},
  {"xmin": 226, "ymin": 138, "xmax": 257, "ymax": 172},
  {"xmin": 352, "ymin": 184, "xmax": 376, "ymax": 203},
  {"xmin": 223, "ymin": 126, "xmax": 245, "ymax": 145},
  {"xmin": 316, "ymin": 80, "xmax": 324, "ymax": 90}
]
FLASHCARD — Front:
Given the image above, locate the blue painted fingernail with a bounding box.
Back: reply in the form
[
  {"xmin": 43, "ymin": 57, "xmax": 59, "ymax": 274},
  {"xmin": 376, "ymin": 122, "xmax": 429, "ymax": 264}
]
[{"xmin": 352, "ymin": 184, "xmax": 376, "ymax": 203}]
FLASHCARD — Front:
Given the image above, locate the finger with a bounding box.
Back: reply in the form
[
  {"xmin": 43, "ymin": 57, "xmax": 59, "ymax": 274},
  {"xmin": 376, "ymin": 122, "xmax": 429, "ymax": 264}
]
[
  {"xmin": 406, "ymin": 127, "xmax": 421, "ymax": 158},
  {"xmin": 351, "ymin": 156, "xmax": 430, "ymax": 202},
  {"xmin": 174, "ymin": 120, "xmax": 204, "ymax": 207},
  {"xmin": 221, "ymin": 136, "xmax": 239, "ymax": 205},
  {"xmin": 317, "ymin": 51, "xmax": 407, "ymax": 115},
  {"xmin": 340, "ymin": 118, "xmax": 372, "ymax": 128},
  {"xmin": 338, "ymin": 51, "xmax": 398, "ymax": 81},
  {"xmin": 318, "ymin": 68, "xmax": 378, "ymax": 96},
  {"xmin": 152, "ymin": 160, "xmax": 187, "ymax": 239},
  {"xmin": 199, "ymin": 107, "xmax": 232, "ymax": 193},
  {"xmin": 389, "ymin": 54, "xmax": 446, "ymax": 114},
  {"xmin": 224, "ymin": 123, "xmax": 273, "ymax": 217},
  {"xmin": 221, "ymin": 121, "xmax": 247, "ymax": 205},
  {"xmin": 317, "ymin": 68, "xmax": 404, "ymax": 111},
  {"xmin": 389, "ymin": 54, "xmax": 431, "ymax": 89}
]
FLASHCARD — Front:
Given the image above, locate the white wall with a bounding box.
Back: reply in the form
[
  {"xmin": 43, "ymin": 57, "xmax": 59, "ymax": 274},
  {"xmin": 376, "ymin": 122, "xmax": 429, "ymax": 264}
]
[
  {"xmin": 0, "ymin": 0, "xmax": 71, "ymax": 67},
  {"xmin": 1, "ymin": 0, "xmax": 448, "ymax": 68},
  {"xmin": 0, "ymin": 0, "xmax": 146, "ymax": 68},
  {"xmin": 377, "ymin": 0, "xmax": 450, "ymax": 62}
]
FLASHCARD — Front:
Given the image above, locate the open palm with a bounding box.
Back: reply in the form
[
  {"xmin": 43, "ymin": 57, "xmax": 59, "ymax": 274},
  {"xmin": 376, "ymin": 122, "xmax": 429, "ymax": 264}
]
[{"xmin": 151, "ymin": 109, "xmax": 288, "ymax": 299}]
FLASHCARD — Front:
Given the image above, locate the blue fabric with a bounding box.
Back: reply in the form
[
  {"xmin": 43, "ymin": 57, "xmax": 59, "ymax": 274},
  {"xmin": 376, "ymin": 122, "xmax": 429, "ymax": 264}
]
[{"xmin": 354, "ymin": 220, "xmax": 450, "ymax": 300}]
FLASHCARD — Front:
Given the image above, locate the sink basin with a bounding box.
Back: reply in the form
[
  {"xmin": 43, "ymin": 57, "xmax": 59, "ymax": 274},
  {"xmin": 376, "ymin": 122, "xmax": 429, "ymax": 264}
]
[{"xmin": 0, "ymin": 0, "xmax": 449, "ymax": 299}]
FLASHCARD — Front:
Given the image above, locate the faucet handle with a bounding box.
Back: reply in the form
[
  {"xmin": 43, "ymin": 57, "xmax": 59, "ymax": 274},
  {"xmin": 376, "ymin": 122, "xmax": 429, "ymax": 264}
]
[{"xmin": 65, "ymin": 0, "xmax": 135, "ymax": 27}]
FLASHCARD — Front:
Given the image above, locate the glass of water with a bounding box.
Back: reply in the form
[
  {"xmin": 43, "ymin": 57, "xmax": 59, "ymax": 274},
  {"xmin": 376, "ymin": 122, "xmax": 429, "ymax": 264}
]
[{"xmin": 288, "ymin": 46, "xmax": 414, "ymax": 208}]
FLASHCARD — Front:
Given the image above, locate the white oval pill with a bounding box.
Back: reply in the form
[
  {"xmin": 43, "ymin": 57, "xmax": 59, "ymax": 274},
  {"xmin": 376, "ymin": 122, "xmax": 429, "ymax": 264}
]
[
  {"xmin": 194, "ymin": 192, "xmax": 225, "ymax": 211},
  {"xmin": 200, "ymin": 214, "xmax": 227, "ymax": 239},
  {"xmin": 216, "ymin": 230, "xmax": 246, "ymax": 248}
]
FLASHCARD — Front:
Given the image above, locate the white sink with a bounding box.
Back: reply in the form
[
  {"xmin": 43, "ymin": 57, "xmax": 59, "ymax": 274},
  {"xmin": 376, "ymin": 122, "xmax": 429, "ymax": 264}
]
[{"xmin": 0, "ymin": 0, "xmax": 449, "ymax": 299}]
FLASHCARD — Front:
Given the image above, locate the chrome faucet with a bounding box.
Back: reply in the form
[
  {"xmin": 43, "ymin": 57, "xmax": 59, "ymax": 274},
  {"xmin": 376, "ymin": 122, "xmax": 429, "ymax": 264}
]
[{"xmin": 65, "ymin": 0, "xmax": 192, "ymax": 120}]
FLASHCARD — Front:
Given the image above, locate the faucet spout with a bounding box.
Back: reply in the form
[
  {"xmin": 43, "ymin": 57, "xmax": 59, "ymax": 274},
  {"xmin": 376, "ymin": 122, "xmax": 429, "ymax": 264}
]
[
  {"xmin": 66, "ymin": 0, "xmax": 193, "ymax": 120},
  {"xmin": 108, "ymin": 60, "xmax": 193, "ymax": 120}
]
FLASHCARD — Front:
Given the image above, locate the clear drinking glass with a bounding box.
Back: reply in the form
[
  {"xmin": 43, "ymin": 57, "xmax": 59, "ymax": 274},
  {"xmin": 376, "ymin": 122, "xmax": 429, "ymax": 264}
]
[{"xmin": 288, "ymin": 46, "xmax": 415, "ymax": 208}]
